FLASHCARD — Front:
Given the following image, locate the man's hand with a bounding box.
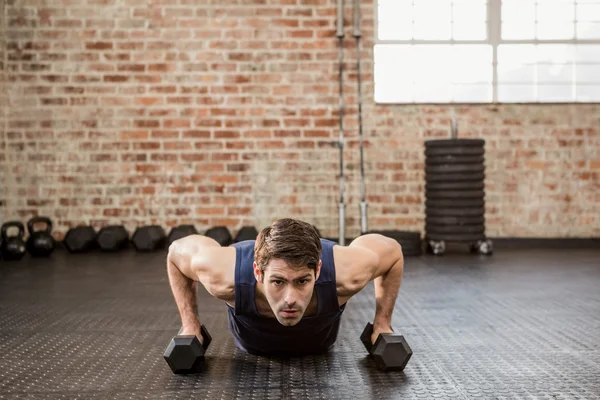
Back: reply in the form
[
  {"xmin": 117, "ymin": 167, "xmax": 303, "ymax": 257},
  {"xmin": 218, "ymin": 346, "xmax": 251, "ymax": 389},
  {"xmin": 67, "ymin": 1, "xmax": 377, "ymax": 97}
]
[
  {"xmin": 180, "ymin": 323, "xmax": 204, "ymax": 346},
  {"xmin": 371, "ymin": 324, "xmax": 393, "ymax": 345}
]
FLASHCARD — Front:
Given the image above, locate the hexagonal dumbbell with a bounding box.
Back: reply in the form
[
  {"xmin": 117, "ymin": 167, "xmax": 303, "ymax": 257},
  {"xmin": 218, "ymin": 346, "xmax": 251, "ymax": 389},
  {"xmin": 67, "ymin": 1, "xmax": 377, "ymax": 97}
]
[
  {"xmin": 63, "ymin": 226, "xmax": 97, "ymax": 253},
  {"xmin": 204, "ymin": 226, "xmax": 232, "ymax": 246},
  {"xmin": 167, "ymin": 224, "xmax": 198, "ymax": 247},
  {"xmin": 233, "ymin": 226, "xmax": 258, "ymax": 243},
  {"xmin": 163, "ymin": 325, "xmax": 212, "ymax": 374},
  {"xmin": 360, "ymin": 322, "xmax": 412, "ymax": 372},
  {"xmin": 96, "ymin": 225, "xmax": 129, "ymax": 252},
  {"xmin": 132, "ymin": 225, "xmax": 166, "ymax": 252}
]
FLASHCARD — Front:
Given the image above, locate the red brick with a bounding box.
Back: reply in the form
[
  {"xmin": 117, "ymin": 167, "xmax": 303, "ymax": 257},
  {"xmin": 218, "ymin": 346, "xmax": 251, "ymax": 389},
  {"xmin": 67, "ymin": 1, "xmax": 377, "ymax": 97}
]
[{"xmin": 86, "ymin": 41, "xmax": 113, "ymax": 50}]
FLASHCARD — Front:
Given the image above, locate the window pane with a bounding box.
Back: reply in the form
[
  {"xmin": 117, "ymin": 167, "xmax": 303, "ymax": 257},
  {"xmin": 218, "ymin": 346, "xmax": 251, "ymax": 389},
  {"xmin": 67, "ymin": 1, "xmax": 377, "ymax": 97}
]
[
  {"xmin": 538, "ymin": 64, "xmax": 573, "ymax": 83},
  {"xmin": 413, "ymin": 83, "xmax": 453, "ymax": 102},
  {"xmin": 498, "ymin": 64, "xmax": 536, "ymax": 83},
  {"xmin": 378, "ymin": 1, "xmax": 413, "ymax": 40},
  {"xmin": 498, "ymin": 85, "xmax": 536, "ymax": 102},
  {"xmin": 498, "ymin": 45, "xmax": 538, "ymax": 65},
  {"xmin": 453, "ymin": 2, "xmax": 486, "ymax": 22},
  {"xmin": 576, "ymin": 64, "xmax": 600, "ymax": 83},
  {"xmin": 576, "ymin": 45, "xmax": 600, "ymax": 62},
  {"xmin": 576, "ymin": 3, "xmax": 600, "ymax": 21},
  {"xmin": 453, "ymin": 84, "xmax": 493, "ymax": 102},
  {"xmin": 577, "ymin": 85, "xmax": 600, "ymax": 101},
  {"xmin": 537, "ymin": 2, "xmax": 575, "ymax": 23},
  {"xmin": 577, "ymin": 22, "xmax": 600, "ymax": 38},
  {"xmin": 537, "ymin": 23, "xmax": 574, "ymax": 39},
  {"xmin": 536, "ymin": 45, "xmax": 575, "ymax": 64},
  {"xmin": 378, "ymin": 19, "xmax": 413, "ymax": 40},
  {"xmin": 502, "ymin": 1, "xmax": 536, "ymax": 39},
  {"xmin": 414, "ymin": 1, "xmax": 452, "ymax": 39},
  {"xmin": 374, "ymin": 44, "xmax": 492, "ymax": 103},
  {"xmin": 453, "ymin": 22, "xmax": 487, "ymax": 40},
  {"xmin": 537, "ymin": 85, "xmax": 574, "ymax": 102}
]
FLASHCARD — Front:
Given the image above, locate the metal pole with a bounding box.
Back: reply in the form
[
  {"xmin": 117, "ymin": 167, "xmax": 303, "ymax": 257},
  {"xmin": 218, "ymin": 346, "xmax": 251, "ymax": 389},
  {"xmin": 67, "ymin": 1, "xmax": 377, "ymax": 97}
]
[
  {"xmin": 337, "ymin": 0, "xmax": 346, "ymax": 245},
  {"xmin": 353, "ymin": 0, "xmax": 367, "ymax": 235}
]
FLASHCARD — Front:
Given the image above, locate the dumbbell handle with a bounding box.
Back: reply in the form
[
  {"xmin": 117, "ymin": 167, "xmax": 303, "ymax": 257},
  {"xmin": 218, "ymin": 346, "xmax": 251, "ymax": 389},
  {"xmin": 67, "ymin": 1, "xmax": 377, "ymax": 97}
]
[
  {"xmin": 177, "ymin": 324, "xmax": 212, "ymax": 351},
  {"xmin": 360, "ymin": 322, "xmax": 396, "ymax": 354}
]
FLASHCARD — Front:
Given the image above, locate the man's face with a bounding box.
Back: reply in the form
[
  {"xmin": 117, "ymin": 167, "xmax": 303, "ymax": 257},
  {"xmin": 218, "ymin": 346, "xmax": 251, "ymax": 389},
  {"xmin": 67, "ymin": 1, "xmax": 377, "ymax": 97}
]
[{"xmin": 254, "ymin": 259, "xmax": 321, "ymax": 327}]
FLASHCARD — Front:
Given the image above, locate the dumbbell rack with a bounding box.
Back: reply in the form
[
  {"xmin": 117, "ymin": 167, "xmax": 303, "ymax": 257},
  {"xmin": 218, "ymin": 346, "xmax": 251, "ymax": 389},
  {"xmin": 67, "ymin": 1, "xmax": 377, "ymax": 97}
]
[{"xmin": 424, "ymin": 138, "xmax": 493, "ymax": 256}]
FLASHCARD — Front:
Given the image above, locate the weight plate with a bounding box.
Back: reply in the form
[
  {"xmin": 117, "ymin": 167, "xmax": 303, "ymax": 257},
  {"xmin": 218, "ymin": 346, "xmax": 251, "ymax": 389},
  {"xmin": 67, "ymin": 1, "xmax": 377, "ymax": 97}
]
[
  {"xmin": 426, "ymin": 207, "xmax": 485, "ymax": 217},
  {"xmin": 426, "ymin": 199, "xmax": 485, "ymax": 208},
  {"xmin": 425, "ymin": 138, "xmax": 485, "ymax": 148},
  {"xmin": 426, "ymin": 190, "xmax": 485, "ymax": 199},
  {"xmin": 426, "ymin": 224, "xmax": 485, "ymax": 234},
  {"xmin": 426, "ymin": 155, "xmax": 484, "ymax": 165},
  {"xmin": 426, "ymin": 232, "xmax": 486, "ymax": 242},
  {"xmin": 426, "ymin": 216, "xmax": 485, "ymax": 225},
  {"xmin": 426, "ymin": 172, "xmax": 485, "ymax": 182},
  {"xmin": 426, "ymin": 164, "xmax": 485, "ymax": 174},
  {"xmin": 426, "ymin": 181, "xmax": 484, "ymax": 191},
  {"xmin": 425, "ymin": 147, "xmax": 485, "ymax": 157}
]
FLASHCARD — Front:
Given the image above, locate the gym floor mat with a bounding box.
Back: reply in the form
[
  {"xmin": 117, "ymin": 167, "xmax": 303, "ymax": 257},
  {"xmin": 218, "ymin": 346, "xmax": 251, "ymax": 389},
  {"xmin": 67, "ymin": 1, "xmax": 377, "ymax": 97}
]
[{"xmin": 1, "ymin": 248, "xmax": 599, "ymax": 399}]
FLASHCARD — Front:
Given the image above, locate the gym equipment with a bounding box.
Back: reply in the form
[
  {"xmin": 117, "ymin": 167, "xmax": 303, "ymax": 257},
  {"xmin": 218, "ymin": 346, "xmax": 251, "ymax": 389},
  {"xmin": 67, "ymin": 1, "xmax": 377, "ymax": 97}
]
[
  {"xmin": 96, "ymin": 225, "xmax": 129, "ymax": 251},
  {"xmin": 1, "ymin": 221, "xmax": 26, "ymax": 261},
  {"xmin": 204, "ymin": 226, "xmax": 232, "ymax": 246},
  {"xmin": 25, "ymin": 217, "xmax": 56, "ymax": 257},
  {"xmin": 167, "ymin": 224, "xmax": 198, "ymax": 246},
  {"xmin": 234, "ymin": 226, "xmax": 258, "ymax": 243},
  {"xmin": 425, "ymin": 181, "xmax": 484, "ymax": 191},
  {"xmin": 163, "ymin": 325, "xmax": 213, "ymax": 374},
  {"xmin": 132, "ymin": 225, "xmax": 166, "ymax": 252},
  {"xmin": 424, "ymin": 137, "xmax": 492, "ymax": 256},
  {"xmin": 426, "ymin": 155, "xmax": 485, "ymax": 165},
  {"xmin": 336, "ymin": 0, "xmax": 346, "ymax": 246},
  {"xmin": 354, "ymin": 0, "xmax": 368, "ymax": 235},
  {"xmin": 63, "ymin": 226, "xmax": 97, "ymax": 253},
  {"xmin": 360, "ymin": 322, "xmax": 412, "ymax": 372}
]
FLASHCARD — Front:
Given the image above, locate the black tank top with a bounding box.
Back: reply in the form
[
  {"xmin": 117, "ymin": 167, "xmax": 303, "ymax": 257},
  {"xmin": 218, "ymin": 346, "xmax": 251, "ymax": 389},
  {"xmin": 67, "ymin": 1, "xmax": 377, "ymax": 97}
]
[{"xmin": 226, "ymin": 239, "xmax": 346, "ymax": 356}]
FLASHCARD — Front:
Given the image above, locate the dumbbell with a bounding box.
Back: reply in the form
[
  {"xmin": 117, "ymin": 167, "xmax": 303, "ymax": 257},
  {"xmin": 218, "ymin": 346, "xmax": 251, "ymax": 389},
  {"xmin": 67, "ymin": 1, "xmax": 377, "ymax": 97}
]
[
  {"xmin": 131, "ymin": 225, "xmax": 166, "ymax": 252},
  {"xmin": 204, "ymin": 226, "xmax": 232, "ymax": 246},
  {"xmin": 233, "ymin": 226, "xmax": 258, "ymax": 243},
  {"xmin": 96, "ymin": 225, "xmax": 129, "ymax": 252},
  {"xmin": 1, "ymin": 221, "xmax": 27, "ymax": 261},
  {"xmin": 63, "ymin": 226, "xmax": 97, "ymax": 253},
  {"xmin": 163, "ymin": 325, "xmax": 212, "ymax": 374},
  {"xmin": 167, "ymin": 224, "xmax": 198, "ymax": 246},
  {"xmin": 360, "ymin": 322, "xmax": 412, "ymax": 372}
]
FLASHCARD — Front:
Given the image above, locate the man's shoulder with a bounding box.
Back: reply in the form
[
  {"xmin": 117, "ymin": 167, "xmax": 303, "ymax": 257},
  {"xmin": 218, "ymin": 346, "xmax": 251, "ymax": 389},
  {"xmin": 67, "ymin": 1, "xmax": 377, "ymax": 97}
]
[{"xmin": 332, "ymin": 243, "xmax": 378, "ymax": 300}]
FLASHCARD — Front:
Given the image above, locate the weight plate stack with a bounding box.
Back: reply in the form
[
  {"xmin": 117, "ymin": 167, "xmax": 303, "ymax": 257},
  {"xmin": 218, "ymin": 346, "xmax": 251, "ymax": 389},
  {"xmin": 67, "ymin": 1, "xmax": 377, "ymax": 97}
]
[{"xmin": 424, "ymin": 138, "xmax": 492, "ymax": 255}]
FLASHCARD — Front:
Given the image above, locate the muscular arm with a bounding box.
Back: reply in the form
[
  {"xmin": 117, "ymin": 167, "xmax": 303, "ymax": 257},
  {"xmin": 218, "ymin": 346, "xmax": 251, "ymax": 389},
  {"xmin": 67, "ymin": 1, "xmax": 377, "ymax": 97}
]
[
  {"xmin": 166, "ymin": 235, "xmax": 228, "ymax": 339},
  {"xmin": 347, "ymin": 234, "xmax": 404, "ymax": 332}
]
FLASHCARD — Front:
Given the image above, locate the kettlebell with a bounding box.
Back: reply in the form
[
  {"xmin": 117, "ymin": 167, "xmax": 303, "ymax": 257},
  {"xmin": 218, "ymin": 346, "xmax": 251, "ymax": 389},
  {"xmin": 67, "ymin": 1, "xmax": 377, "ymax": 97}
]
[
  {"xmin": 26, "ymin": 216, "xmax": 56, "ymax": 257},
  {"xmin": 1, "ymin": 221, "xmax": 27, "ymax": 261}
]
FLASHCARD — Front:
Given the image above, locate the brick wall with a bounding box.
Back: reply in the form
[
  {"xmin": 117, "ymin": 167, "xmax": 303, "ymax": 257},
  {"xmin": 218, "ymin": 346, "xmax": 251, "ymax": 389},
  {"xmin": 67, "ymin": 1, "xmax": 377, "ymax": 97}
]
[{"xmin": 1, "ymin": 0, "xmax": 598, "ymax": 241}]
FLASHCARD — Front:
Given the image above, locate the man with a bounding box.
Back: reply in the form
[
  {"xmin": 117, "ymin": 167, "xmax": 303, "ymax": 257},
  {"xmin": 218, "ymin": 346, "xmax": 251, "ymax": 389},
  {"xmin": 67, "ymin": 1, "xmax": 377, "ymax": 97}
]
[{"xmin": 166, "ymin": 217, "xmax": 404, "ymax": 356}]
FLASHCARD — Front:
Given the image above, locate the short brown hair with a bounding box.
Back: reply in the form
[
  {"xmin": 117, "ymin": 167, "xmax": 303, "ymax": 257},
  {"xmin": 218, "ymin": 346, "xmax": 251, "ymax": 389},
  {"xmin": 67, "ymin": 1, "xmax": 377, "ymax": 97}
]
[{"xmin": 254, "ymin": 218, "xmax": 322, "ymax": 274}]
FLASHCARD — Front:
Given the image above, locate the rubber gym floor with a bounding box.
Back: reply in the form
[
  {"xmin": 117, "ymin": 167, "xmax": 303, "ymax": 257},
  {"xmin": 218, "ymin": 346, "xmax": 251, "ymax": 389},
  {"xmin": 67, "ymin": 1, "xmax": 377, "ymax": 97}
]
[{"xmin": 1, "ymin": 246, "xmax": 599, "ymax": 400}]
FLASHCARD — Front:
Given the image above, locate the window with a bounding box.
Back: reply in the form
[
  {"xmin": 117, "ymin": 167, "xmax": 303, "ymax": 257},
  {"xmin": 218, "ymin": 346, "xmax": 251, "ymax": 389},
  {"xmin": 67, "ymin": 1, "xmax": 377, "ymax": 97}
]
[{"xmin": 374, "ymin": 0, "xmax": 600, "ymax": 103}]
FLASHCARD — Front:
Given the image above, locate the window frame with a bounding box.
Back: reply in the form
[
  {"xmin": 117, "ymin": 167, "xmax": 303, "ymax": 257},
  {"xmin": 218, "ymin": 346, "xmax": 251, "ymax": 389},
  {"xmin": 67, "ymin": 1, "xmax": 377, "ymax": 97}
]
[{"xmin": 374, "ymin": 0, "xmax": 600, "ymax": 104}]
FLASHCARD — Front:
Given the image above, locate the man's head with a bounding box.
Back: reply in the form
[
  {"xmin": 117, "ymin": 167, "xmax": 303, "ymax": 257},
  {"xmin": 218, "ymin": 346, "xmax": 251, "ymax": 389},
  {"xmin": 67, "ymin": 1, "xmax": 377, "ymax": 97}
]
[{"xmin": 253, "ymin": 218, "xmax": 322, "ymax": 327}]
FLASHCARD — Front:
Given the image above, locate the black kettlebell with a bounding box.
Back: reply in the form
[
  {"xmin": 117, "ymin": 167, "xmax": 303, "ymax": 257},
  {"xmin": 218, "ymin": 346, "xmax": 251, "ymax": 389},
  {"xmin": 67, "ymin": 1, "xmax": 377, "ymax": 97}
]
[
  {"xmin": 26, "ymin": 216, "xmax": 56, "ymax": 257},
  {"xmin": 1, "ymin": 221, "xmax": 27, "ymax": 261}
]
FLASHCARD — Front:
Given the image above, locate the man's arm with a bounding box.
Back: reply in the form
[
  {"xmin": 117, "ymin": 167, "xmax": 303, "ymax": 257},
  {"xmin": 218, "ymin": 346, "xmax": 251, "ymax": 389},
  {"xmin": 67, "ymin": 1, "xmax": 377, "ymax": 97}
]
[
  {"xmin": 166, "ymin": 235, "xmax": 234, "ymax": 342},
  {"xmin": 347, "ymin": 234, "xmax": 404, "ymax": 340}
]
